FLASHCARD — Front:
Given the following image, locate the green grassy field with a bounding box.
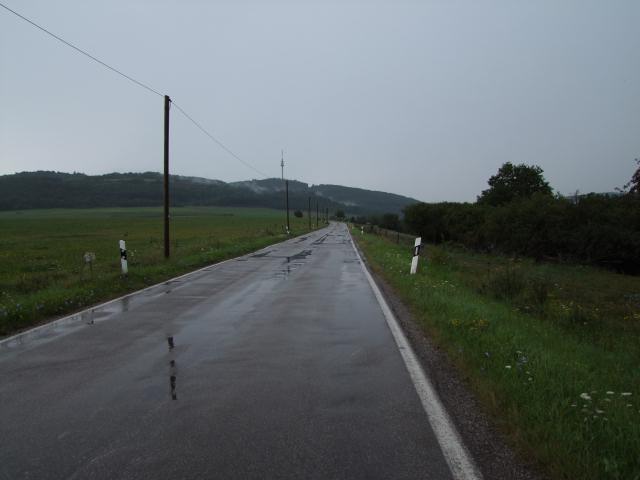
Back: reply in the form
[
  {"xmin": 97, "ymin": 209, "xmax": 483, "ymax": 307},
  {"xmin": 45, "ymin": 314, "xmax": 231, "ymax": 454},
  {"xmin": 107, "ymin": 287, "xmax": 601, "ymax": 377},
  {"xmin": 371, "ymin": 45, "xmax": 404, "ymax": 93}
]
[
  {"xmin": 0, "ymin": 207, "xmax": 316, "ymax": 336},
  {"xmin": 354, "ymin": 230, "xmax": 640, "ymax": 480}
]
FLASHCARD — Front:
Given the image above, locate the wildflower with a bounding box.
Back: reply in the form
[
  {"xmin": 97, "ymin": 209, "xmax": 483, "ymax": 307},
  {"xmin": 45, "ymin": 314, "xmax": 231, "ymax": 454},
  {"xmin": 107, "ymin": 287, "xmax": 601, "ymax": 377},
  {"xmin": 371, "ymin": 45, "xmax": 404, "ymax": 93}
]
[
  {"xmin": 606, "ymin": 391, "xmax": 615, "ymax": 395},
  {"xmin": 580, "ymin": 393, "xmax": 592, "ymax": 401},
  {"xmin": 621, "ymin": 392, "xmax": 632, "ymax": 396},
  {"xmin": 595, "ymin": 409, "xmax": 605, "ymax": 414},
  {"xmin": 505, "ymin": 365, "xmax": 512, "ymax": 369}
]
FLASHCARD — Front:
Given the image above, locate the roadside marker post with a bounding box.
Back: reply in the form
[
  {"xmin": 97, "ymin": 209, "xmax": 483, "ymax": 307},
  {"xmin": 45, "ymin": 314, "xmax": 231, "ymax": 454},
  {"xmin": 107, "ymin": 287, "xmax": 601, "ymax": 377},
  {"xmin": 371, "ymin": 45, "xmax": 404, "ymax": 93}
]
[
  {"xmin": 410, "ymin": 237, "xmax": 422, "ymax": 275},
  {"xmin": 83, "ymin": 251, "xmax": 96, "ymax": 275},
  {"xmin": 119, "ymin": 240, "xmax": 128, "ymax": 275}
]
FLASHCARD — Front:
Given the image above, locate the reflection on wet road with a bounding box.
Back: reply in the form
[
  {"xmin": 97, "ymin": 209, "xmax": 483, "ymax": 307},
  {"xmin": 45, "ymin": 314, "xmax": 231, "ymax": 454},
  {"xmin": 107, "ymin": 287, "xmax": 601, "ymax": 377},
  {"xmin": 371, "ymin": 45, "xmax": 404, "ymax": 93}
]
[{"xmin": 0, "ymin": 223, "xmax": 453, "ymax": 480}]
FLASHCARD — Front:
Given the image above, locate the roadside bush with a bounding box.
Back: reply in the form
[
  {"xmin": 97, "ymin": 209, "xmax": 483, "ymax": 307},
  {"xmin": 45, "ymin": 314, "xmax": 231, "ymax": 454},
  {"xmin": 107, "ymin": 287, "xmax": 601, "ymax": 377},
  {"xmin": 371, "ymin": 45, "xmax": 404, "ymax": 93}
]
[
  {"xmin": 479, "ymin": 265, "xmax": 527, "ymax": 300},
  {"xmin": 427, "ymin": 246, "xmax": 452, "ymax": 266},
  {"xmin": 404, "ymin": 194, "xmax": 640, "ymax": 274},
  {"xmin": 525, "ymin": 275, "xmax": 550, "ymax": 312}
]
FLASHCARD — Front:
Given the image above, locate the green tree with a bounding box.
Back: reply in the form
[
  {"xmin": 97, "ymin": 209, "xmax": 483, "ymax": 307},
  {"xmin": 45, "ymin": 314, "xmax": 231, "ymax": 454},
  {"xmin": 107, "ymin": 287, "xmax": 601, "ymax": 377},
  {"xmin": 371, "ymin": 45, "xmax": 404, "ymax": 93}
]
[
  {"xmin": 293, "ymin": 210, "xmax": 303, "ymax": 218},
  {"xmin": 622, "ymin": 158, "xmax": 640, "ymax": 195},
  {"xmin": 478, "ymin": 162, "xmax": 552, "ymax": 206},
  {"xmin": 380, "ymin": 213, "xmax": 400, "ymax": 231},
  {"xmin": 335, "ymin": 209, "xmax": 345, "ymax": 219}
]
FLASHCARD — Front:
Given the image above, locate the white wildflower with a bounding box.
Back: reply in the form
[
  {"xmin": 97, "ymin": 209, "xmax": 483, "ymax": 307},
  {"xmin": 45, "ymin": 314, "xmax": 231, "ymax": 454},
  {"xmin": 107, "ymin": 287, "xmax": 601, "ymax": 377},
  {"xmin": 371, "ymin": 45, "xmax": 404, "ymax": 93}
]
[{"xmin": 580, "ymin": 393, "xmax": 592, "ymax": 401}]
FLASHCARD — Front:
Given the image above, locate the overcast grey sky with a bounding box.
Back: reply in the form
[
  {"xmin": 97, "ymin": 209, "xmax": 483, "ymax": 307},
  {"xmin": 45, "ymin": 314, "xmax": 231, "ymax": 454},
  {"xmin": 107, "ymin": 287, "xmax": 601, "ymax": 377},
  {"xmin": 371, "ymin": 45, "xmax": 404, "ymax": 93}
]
[{"xmin": 1, "ymin": 0, "xmax": 638, "ymax": 202}]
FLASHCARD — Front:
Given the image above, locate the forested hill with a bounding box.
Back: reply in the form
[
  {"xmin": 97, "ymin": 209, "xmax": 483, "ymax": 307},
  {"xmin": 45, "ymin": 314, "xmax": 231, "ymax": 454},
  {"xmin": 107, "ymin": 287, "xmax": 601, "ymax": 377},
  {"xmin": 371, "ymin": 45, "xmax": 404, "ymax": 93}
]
[{"xmin": 0, "ymin": 171, "xmax": 419, "ymax": 215}]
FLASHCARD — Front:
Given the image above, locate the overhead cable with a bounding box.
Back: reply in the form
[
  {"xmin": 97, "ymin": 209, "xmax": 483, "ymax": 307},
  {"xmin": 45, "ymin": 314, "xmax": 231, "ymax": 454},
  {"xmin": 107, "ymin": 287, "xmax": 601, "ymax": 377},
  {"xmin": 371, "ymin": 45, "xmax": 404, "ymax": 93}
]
[
  {"xmin": 0, "ymin": 2, "xmax": 270, "ymax": 178},
  {"xmin": 172, "ymin": 101, "xmax": 268, "ymax": 179},
  {"xmin": 0, "ymin": 2, "xmax": 163, "ymax": 97}
]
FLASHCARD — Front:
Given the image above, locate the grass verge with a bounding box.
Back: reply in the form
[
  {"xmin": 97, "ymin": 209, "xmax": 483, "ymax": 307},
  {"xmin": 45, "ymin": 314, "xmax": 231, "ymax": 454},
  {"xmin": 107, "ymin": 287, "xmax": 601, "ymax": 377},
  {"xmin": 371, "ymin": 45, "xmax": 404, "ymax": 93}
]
[
  {"xmin": 353, "ymin": 230, "xmax": 640, "ymax": 480},
  {"xmin": 0, "ymin": 206, "xmax": 318, "ymax": 336}
]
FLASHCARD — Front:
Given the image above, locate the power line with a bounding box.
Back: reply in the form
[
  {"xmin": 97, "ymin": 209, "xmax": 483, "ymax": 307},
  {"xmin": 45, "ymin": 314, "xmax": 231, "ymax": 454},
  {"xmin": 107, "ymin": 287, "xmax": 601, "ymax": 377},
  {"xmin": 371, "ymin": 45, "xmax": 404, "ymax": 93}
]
[
  {"xmin": 172, "ymin": 101, "xmax": 269, "ymax": 179},
  {"xmin": 0, "ymin": 2, "xmax": 163, "ymax": 97},
  {"xmin": 1, "ymin": 2, "xmax": 271, "ymax": 179}
]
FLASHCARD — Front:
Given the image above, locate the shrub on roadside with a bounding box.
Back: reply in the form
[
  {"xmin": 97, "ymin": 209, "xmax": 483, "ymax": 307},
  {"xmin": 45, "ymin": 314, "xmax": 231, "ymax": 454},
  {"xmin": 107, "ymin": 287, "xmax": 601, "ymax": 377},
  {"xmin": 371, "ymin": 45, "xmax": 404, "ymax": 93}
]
[{"xmin": 404, "ymin": 194, "xmax": 640, "ymax": 273}]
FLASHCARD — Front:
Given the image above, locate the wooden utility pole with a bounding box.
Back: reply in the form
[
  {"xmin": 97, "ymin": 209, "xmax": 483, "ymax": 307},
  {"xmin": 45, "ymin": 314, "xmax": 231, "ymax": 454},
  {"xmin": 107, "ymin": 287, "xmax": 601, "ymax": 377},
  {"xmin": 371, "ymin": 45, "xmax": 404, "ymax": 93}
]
[
  {"xmin": 281, "ymin": 150, "xmax": 290, "ymax": 234},
  {"xmin": 316, "ymin": 201, "xmax": 319, "ymax": 228},
  {"xmin": 308, "ymin": 197, "xmax": 311, "ymax": 230},
  {"xmin": 285, "ymin": 180, "xmax": 290, "ymax": 234},
  {"xmin": 164, "ymin": 95, "xmax": 171, "ymax": 259}
]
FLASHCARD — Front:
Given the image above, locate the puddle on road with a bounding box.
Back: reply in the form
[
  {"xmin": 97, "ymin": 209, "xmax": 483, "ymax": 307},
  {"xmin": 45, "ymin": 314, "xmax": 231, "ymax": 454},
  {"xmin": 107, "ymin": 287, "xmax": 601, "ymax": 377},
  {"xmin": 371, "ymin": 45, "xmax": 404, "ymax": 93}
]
[
  {"xmin": 290, "ymin": 249, "xmax": 312, "ymax": 260},
  {"xmin": 167, "ymin": 338, "xmax": 178, "ymax": 400},
  {"xmin": 1, "ymin": 294, "xmax": 136, "ymax": 350},
  {"xmin": 169, "ymin": 359, "xmax": 177, "ymax": 400},
  {"xmin": 271, "ymin": 252, "xmax": 313, "ymax": 280},
  {"xmin": 274, "ymin": 264, "xmax": 292, "ymax": 279},
  {"xmin": 170, "ymin": 374, "xmax": 177, "ymax": 400},
  {"xmin": 168, "ymin": 358, "xmax": 178, "ymax": 401}
]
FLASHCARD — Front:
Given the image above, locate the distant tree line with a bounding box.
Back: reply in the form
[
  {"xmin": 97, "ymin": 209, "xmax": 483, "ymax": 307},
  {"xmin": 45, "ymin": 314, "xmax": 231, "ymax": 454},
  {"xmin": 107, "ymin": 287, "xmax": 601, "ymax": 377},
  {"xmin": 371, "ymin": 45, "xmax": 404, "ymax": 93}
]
[
  {"xmin": 401, "ymin": 162, "xmax": 640, "ymax": 273},
  {"xmin": 0, "ymin": 171, "xmax": 417, "ymax": 216},
  {"xmin": 354, "ymin": 162, "xmax": 640, "ymax": 274}
]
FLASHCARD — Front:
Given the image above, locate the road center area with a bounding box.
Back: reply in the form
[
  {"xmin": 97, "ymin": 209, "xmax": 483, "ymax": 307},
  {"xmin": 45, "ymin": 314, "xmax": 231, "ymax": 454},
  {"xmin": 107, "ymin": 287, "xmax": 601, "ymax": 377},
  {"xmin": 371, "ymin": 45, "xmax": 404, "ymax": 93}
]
[{"xmin": 1, "ymin": 223, "xmax": 456, "ymax": 480}]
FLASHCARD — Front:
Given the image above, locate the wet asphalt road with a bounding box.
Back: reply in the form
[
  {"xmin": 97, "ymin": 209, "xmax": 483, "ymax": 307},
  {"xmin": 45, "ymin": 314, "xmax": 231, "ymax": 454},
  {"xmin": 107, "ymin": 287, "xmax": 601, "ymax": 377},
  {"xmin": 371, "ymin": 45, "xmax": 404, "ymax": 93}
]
[{"xmin": 0, "ymin": 223, "xmax": 454, "ymax": 480}]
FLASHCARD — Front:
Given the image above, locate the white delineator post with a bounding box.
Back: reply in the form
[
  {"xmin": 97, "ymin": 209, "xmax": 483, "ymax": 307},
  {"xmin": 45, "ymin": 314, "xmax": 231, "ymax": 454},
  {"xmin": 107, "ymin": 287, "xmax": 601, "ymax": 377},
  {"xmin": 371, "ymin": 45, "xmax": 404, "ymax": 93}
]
[
  {"xmin": 410, "ymin": 237, "xmax": 422, "ymax": 274},
  {"xmin": 119, "ymin": 240, "xmax": 128, "ymax": 275}
]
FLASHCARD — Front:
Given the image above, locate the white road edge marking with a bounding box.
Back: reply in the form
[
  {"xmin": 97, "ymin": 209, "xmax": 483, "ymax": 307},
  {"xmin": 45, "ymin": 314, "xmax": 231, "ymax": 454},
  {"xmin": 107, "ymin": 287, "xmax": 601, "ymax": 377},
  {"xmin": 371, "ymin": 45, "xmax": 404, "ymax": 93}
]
[
  {"xmin": 349, "ymin": 230, "xmax": 483, "ymax": 480},
  {"xmin": 0, "ymin": 229, "xmax": 321, "ymax": 347}
]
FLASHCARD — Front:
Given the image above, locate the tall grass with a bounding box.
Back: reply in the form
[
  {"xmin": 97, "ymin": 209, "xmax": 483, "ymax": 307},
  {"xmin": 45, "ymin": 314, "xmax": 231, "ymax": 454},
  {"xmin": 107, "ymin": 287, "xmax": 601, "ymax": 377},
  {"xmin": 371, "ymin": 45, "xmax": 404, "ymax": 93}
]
[
  {"xmin": 355, "ymin": 231, "xmax": 640, "ymax": 480},
  {"xmin": 0, "ymin": 206, "xmax": 313, "ymax": 335}
]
